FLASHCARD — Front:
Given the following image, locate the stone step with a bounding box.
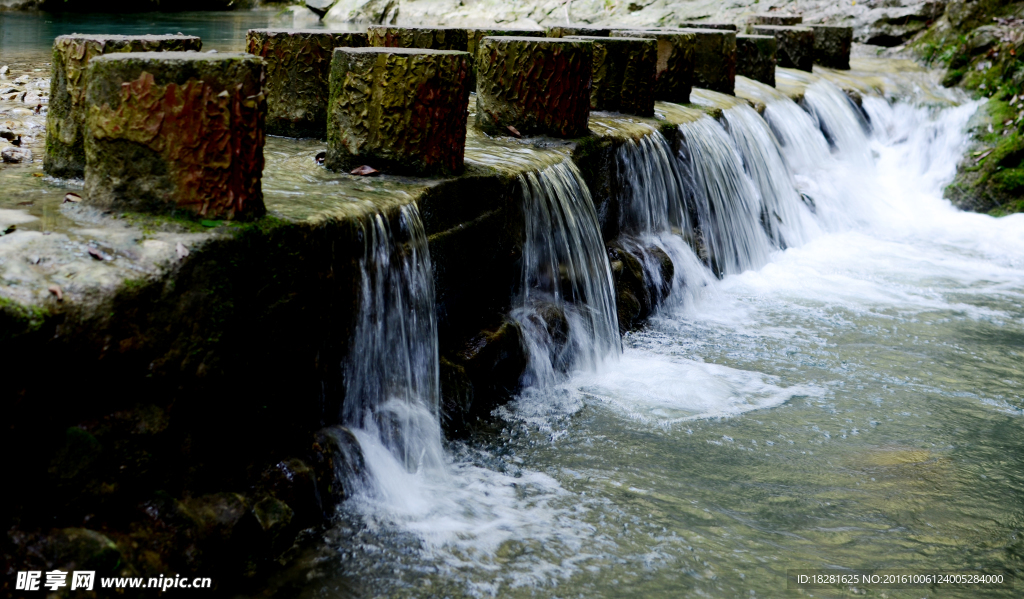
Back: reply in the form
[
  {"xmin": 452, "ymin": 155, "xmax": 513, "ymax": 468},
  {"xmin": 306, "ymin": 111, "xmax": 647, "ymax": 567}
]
[
  {"xmin": 565, "ymin": 36, "xmax": 657, "ymax": 116},
  {"xmin": 737, "ymin": 34, "xmax": 778, "ymax": 87},
  {"xmin": 327, "ymin": 47, "xmax": 472, "ymax": 176},
  {"xmin": 670, "ymin": 28, "xmax": 737, "ymax": 95},
  {"xmin": 610, "ymin": 30, "xmax": 696, "ymax": 104},
  {"xmin": 750, "ymin": 13, "xmax": 804, "ymax": 26},
  {"xmin": 44, "ymin": 34, "xmax": 202, "ymax": 179},
  {"xmin": 750, "ymin": 25, "xmax": 815, "ymax": 72},
  {"xmin": 810, "ymin": 25, "xmax": 853, "ymax": 70},
  {"xmin": 83, "ymin": 52, "xmax": 267, "ymax": 220},
  {"xmin": 246, "ymin": 29, "xmax": 368, "ymax": 138}
]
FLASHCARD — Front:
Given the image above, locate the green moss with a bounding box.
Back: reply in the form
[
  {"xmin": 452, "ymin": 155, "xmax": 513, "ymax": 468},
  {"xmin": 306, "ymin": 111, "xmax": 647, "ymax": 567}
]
[{"xmin": 0, "ymin": 296, "xmax": 52, "ymax": 340}]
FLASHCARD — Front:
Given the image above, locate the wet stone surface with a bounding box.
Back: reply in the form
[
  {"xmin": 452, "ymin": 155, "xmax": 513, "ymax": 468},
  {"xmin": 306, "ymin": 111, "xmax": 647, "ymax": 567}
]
[
  {"xmin": 751, "ymin": 25, "xmax": 815, "ymax": 72},
  {"xmin": 737, "ymin": 34, "xmax": 777, "ymax": 87}
]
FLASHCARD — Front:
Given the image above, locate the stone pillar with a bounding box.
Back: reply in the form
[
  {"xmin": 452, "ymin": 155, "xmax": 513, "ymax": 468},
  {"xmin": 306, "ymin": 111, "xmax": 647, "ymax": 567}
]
[
  {"xmin": 677, "ymin": 28, "xmax": 736, "ymax": 95},
  {"xmin": 246, "ymin": 29, "xmax": 367, "ymax": 138},
  {"xmin": 565, "ymin": 36, "xmax": 657, "ymax": 116},
  {"xmin": 83, "ymin": 52, "xmax": 266, "ymax": 221},
  {"xmin": 546, "ymin": 27, "xmax": 612, "ymax": 37},
  {"xmin": 750, "ymin": 25, "xmax": 815, "ymax": 72},
  {"xmin": 367, "ymin": 26, "xmax": 469, "ymax": 51},
  {"xmin": 476, "ymin": 37, "xmax": 592, "ymax": 138},
  {"xmin": 44, "ymin": 34, "xmax": 202, "ymax": 178},
  {"xmin": 327, "ymin": 47, "xmax": 471, "ymax": 176},
  {"xmin": 810, "ymin": 25, "xmax": 853, "ymax": 69},
  {"xmin": 465, "ymin": 29, "xmax": 544, "ymax": 86},
  {"xmin": 610, "ymin": 30, "xmax": 695, "ymax": 104},
  {"xmin": 750, "ymin": 13, "xmax": 803, "ymax": 26},
  {"xmin": 736, "ymin": 34, "xmax": 777, "ymax": 86},
  {"xmin": 675, "ymin": 22, "xmax": 737, "ymax": 31}
]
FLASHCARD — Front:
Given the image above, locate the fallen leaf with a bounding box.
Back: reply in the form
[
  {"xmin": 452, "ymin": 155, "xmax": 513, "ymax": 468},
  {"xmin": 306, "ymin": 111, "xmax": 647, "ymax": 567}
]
[
  {"xmin": 63, "ymin": 192, "xmax": 81, "ymax": 203},
  {"xmin": 350, "ymin": 165, "xmax": 380, "ymax": 176},
  {"xmin": 507, "ymin": 125, "xmax": 522, "ymax": 138},
  {"xmin": 48, "ymin": 285, "xmax": 62, "ymax": 301},
  {"xmin": 31, "ymin": 172, "xmax": 43, "ymax": 177},
  {"xmin": 176, "ymin": 242, "xmax": 190, "ymax": 260}
]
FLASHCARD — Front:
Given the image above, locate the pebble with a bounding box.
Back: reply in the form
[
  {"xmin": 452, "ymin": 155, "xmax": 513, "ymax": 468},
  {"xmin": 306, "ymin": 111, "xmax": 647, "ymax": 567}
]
[
  {"xmin": 0, "ymin": 65, "xmax": 7, "ymax": 77},
  {"xmin": 1, "ymin": 146, "xmax": 32, "ymax": 163}
]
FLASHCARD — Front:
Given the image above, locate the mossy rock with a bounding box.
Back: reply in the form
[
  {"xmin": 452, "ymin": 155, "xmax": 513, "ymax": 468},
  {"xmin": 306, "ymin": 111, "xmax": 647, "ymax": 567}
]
[
  {"xmin": 565, "ymin": 36, "xmax": 657, "ymax": 116},
  {"xmin": 475, "ymin": 37, "xmax": 593, "ymax": 138},
  {"xmin": 751, "ymin": 25, "xmax": 815, "ymax": 72},
  {"xmin": 246, "ymin": 29, "xmax": 368, "ymax": 138},
  {"xmin": 83, "ymin": 52, "xmax": 267, "ymax": 220},
  {"xmin": 610, "ymin": 30, "xmax": 696, "ymax": 104},
  {"xmin": 327, "ymin": 47, "xmax": 471, "ymax": 175},
  {"xmin": 810, "ymin": 25, "xmax": 853, "ymax": 70},
  {"xmin": 737, "ymin": 34, "xmax": 777, "ymax": 87},
  {"xmin": 44, "ymin": 34, "xmax": 203, "ymax": 179}
]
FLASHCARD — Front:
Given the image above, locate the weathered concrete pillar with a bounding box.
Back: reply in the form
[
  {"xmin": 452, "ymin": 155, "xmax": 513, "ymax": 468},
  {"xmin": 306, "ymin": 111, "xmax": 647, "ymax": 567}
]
[
  {"xmin": 751, "ymin": 25, "xmax": 815, "ymax": 72},
  {"xmin": 476, "ymin": 37, "xmax": 592, "ymax": 138},
  {"xmin": 327, "ymin": 48, "xmax": 471, "ymax": 176},
  {"xmin": 465, "ymin": 28, "xmax": 544, "ymax": 86},
  {"xmin": 677, "ymin": 28, "xmax": 736, "ymax": 95},
  {"xmin": 750, "ymin": 13, "xmax": 803, "ymax": 26},
  {"xmin": 246, "ymin": 29, "xmax": 367, "ymax": 138},
  {"xmin": 610, "ymin": 30, "xmax": 695, "ymax": 104},
  {"xmin": 736, "ymin": 34, "xmax": 777, "ymax": 86},
  {"xmin": 565, "ymin": 36, "xmax": 656, "ymax": 116},
  {"xmin": 546, "ymin": 27, "xmax": 611, "ymax": 37},
  {"xmin": 44, "ymin": 34, "xmax": 202, "ymax": 178},
  {"xmin": 675, "ymin": 22, "xmax": 737, "ymax": 31},
  {"xmin": 83, "ymin": 52, "xmax": 266, "ymax": 220},
  {"xmin": 367, "ymin": 26, "xmax": 469, "ymax": 51},
  {"xmin": 810, "ymin": 25, "xmax": 853, "ymax": 69}
]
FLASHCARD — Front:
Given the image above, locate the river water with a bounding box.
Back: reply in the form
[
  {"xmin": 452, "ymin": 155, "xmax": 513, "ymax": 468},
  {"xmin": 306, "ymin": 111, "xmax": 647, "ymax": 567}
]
[{"xmin": 2, "ymin": 11, "xmax": 1022, "ymax": 599}]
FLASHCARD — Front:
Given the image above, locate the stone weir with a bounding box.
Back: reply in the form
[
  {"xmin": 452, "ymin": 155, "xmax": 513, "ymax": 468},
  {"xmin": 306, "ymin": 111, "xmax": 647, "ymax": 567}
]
[{"xmin": 0, "ymin": 36, "xmax": 864, "ymax": 596}]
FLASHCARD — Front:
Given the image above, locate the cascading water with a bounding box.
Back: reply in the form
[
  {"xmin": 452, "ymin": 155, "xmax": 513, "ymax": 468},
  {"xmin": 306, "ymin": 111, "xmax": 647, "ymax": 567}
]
[
  {"xmin": 341, "ymin": 203, "xmax": 447, "ymax": 503},
  {"xmin": 675, "ymin": 116, "xmax": 776, "ymax": 275},
  {"xmin": 514, "ymin": 159, "xmax": 621, "ymax": 386},
  {"xmin": 801, "ymin": 80, "xmax": 873, "ymax": 165}
]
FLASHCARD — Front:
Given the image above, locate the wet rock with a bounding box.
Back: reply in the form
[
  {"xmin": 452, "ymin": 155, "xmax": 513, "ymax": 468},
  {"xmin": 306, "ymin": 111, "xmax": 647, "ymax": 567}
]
[
  {"xmin": 326, "ymin": 47, "xmax": 471, "ymax": 175},
  {"xmin": 83, "ymin": 52, "xmax": 267, "ymax": 220},
  {"xmin": 368, "ymin": 25, "xmax": 469, "ymax": 51},
  {"xmin": 324, "ymin": 0, "xmax": 400, "ymax": 24},
  {"xmin": 565, "ymin": 36, "xmax": 656, "ymax": 116},
  {"xmin": 38, "ymin": 528, "xmax": 122, "ymax": 573},
  {"xmin": 258, "ymin": 458, "xmax": 320, "ymax": 527},
  {"xmin": 252, "ymin": 496, "xmax": 294, "ymax": 538},
  {"xmin": 476, "ymin": 36, "xmax": 592, "ymax": 138},
  {"xmin": 305, "ymin": 0, "xmax": 337, "ymax": 19},
  {"xmin": 608, "ymin": 240, "xmax": 673, "ymax": 332},
  {"xmin": 1, "ymin": 146, "xmax": 31, "ymax": 163},
  {"xmin": 44, "ymin": 34, "xmax": 202, "ymax": 179},
  {"xmin": 183, "ymin": 492, "xmax": 252, "ymax": 545},
  {"xmin": 610, "ymin": 30, "xmax": 696, "ymax": 104},
  {"xmin": 247, "ymin": 29, "xmax": 367, "ymax": 138},
  {"xmin": 450, "ymin": 319, "xmax": 528, "ymax": 418},
  {"xmin": 751, "ymin": 25, "xmax": 815, "ymax": 72},
  {"xmin": 310, "ymin": 426, "xmax": 365, "ymax": 513},
  {"xmin": 737, "ymin": 34, "xmax": 777, "ymax": 87},
  {"xmin": 678, "ymin": 28, "xmax": 737, "ymax": 95},
  {"xmin": 750, "ymin": 13, "xmax": 803, "ymax": 26},
  {"xmin": 810, "ymin": 25, "xmax": 852, "ymax": 69}
]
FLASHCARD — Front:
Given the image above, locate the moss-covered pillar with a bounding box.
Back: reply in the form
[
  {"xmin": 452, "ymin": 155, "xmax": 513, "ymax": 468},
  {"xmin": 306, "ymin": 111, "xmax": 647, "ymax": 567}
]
[
  {"xmin": 736, "ymin": 34, "xmax": 777, "ymax": 86},
  {"xmin": 475, "ymin": 37, "xmax": 592, "ymax": 137},
  {"xmin": 245, "ymin": 29, "xmax": 367, "ymax": 138},
  {"xmin": 750, "ymin": 13, "xmax": 803, "ymax": 26},
  {"xmin": 546, "ymin": 27, "xmax": 611, "ymax": 37},
  {"xmin": 44, "ymin": 34, "xmax": 202, "ymax": 178},
  {"xmin": 83, "ymin": 52, "xmax": 266, "ymax": 221},
  {"xmin": 751, "ymin": 25, "xmax": 815, "ymax": 72},
  {"xmin": 810, "ymin": 25, "xmax": 852, "ymax": 69},
  {"xmin": 609, "ymin": 30, "xmax": 695, "ymax": 104},
  {"xmin": 678, "ymin": 28, "xmax": 736, "ymax": 95},
  {"xmin": 565, "ymin": 36, "xmax": 656, "ymax": 116},
  {"xmin": 367, "ymin": 26, "xmax": 470, "ymax": 51},
  {"xmin": 675, "ymin": 22, "xmax": 737, "ymax": 31},
  {"xmin": 327, "ymin": 47, "xmax": 471, "ymax": 176}
]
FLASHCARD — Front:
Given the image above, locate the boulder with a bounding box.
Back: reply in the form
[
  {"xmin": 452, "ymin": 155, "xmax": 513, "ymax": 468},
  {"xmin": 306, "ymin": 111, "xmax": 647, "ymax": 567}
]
[
  {"xmin": 750, "ymin": 25, "xmax": 815, "ymax": 72},
  {"xmin": 246, "ymin": 29, "xmax": 368, "ymax": 138},
  {"xmin": 326, "ymin": 47, "xmax": 471, "ymax": 175},
  {"xmin": 476, "ymin": 36, "xmax": 592, "ymax": 137},
  {"xmin": 610, "ymin": 30, "xmax": 696, "ymax": 104},
  {"xmin": 367, "ymin": 26, "xmax": 469, "ymax": 51},
  {"xmin": 736, "ymin": 34, "xmax": 777, "ymax": 86},
  {"xmin": 83, "ymin": 52, "xmax": 267, "ymax": 220},
  {"xmin": 44, "ymin": 34, "xmax": 202, "ymax": 178},
  {"xmin": 750, "ymin": 13, "xmax": 803, "ymax": 26},
  {"xmin": 810, "ymin": 24, "xmax": 853, "ymax": 69},
  {"xmin": 565, "ymin": 36, "xmax": 656, "ymax": 116}
]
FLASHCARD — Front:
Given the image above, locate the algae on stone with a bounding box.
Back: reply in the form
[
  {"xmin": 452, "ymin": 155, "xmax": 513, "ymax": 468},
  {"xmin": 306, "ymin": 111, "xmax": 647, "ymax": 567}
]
[
  {"xmin": 475, "ymin": 37, "xmax": 593, "ymax": 138},
  {"xmin": 327, "ymin": 47, "xmax": 471, "ymax": 175},
  {"xmin": 44, "ymin": 34, "xmax": 203, "ymax": 179},
  {"xmin": 246, "ymin": 29, "xmax": 368, "ymax": 138},
  {"xmin": 84, "ymin": 52, "xmax": 267, "ymax": 221},
  {"xmin": 566, "ymin": 36, "xmax": 656, "ymax": 116}
]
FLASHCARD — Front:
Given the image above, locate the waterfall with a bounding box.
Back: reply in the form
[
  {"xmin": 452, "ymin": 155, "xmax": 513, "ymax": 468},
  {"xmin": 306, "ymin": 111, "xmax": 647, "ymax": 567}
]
[
  {"xmin": 514, "ymin": 159, "xmax": 621, "ymax": 386},
  {"xmin": 719, "ymin": 103, "xmax": 817, "ymax": 249},
  {"xmin": 802, "ymin": 80, "xmax": 873, "ymax": 165},
  {"xmin": 675, "ymin": 116, "xmax": 775, "ymax": 276},
  {"xmin": 342, "ymin": 203, "xmax": 446, "ymax": 501}
]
